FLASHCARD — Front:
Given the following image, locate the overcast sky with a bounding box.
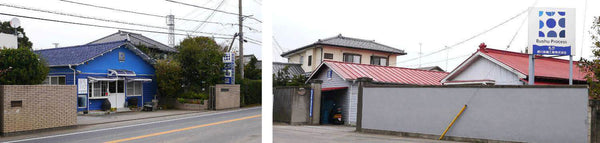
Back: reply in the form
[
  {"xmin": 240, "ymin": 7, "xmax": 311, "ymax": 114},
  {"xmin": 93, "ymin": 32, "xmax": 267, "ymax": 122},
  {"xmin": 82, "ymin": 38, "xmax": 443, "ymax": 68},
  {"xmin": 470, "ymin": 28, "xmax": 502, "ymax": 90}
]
[
  {"xmin": 0, "ymin": 0, "xmax": 262, "ymax": 59},
  {"xmin": 272, "ymin": 0, "xmax": 600, "ymax": 71}
]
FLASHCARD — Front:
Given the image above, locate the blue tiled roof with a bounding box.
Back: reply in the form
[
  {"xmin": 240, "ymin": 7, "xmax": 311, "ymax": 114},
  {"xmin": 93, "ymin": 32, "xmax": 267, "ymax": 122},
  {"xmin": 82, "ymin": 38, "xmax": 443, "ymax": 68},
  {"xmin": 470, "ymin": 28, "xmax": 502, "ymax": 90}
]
[{"xmin": 35, "ymin": 40, "xmax": 128, "ymax": 66}]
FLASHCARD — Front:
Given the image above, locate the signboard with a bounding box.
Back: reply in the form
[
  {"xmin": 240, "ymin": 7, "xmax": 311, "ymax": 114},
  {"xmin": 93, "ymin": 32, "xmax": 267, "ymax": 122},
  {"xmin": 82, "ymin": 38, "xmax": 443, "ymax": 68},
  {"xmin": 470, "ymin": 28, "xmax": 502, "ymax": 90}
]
[
  {"xmin": 78, "ymin": 78, "xmax": 88, "ymax": 94},
  {"xmin": 223, "ymin": 52, "xmax": 235, "ymax": 84},
  {"xmin": 0, "ymin": 33, "xmax": 17, "ymax": 49},
  {"xmin": 327, "ymin": 70, "xmax": 333, "ymax": 80},
  {"xmin": 528, "ymin": 7, "xmax": 575, "ymax": 55}
]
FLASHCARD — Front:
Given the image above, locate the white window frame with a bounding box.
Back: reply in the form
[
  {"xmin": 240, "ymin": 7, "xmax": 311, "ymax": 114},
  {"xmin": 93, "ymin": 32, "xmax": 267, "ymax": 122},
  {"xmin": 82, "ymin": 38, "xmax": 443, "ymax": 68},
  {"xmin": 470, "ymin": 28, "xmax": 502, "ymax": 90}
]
[
  {"xmin": 43, "ymin": 75, "xmax": 66, "ymax": 85},
  {"xmin": 89, "ymin": 81, "xmax": 110, "ymax": 99},
  {"xmin": 127, "ymin": 81, "xmax": 143, "ymax": 96}
]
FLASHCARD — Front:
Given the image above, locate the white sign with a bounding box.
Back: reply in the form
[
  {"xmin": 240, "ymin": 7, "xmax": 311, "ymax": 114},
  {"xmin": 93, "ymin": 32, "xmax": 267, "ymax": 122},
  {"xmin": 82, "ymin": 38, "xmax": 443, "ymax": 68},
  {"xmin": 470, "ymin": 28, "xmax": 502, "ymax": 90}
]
[
  {"xmin": 78, "ymin": 78, "xmax": 88, "ymax": 94},
  {"xmin": 528, "ymin": 7, "xmax": 576, "ymax": 55},
  {"xmin": 0, "ymin": 33, "xmax": 17, "ymax": 49}
]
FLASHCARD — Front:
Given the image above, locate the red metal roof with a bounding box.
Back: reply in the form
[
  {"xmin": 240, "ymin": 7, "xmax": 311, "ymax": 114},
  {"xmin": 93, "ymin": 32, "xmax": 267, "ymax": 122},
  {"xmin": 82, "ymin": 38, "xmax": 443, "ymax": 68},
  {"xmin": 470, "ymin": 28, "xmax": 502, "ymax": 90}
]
[
  {"xmin": 480, "ymin": 48, "xmax": 587, "ymax": 81},
  {"xmin": 321, "ymin": 61, "xmax": 449, "ymax": 85},
  {"xmin": 322, "ymin": 87, "xmax": 348, "ymax": 91}
]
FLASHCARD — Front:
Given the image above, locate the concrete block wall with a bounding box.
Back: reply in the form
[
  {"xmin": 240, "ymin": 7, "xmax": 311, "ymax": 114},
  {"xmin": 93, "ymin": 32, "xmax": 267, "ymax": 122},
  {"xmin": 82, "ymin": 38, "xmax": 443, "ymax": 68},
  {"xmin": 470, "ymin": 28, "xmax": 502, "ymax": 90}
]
[
  {"xmin": 215, "ymin": 84, "xmax": 240, "ymax": 110},
  {"xmin": 359, "ymin": 85, "xmax": 589, "ymax": 143},
  {"xmin": 0, "ymin": 85, "xmax": 77, "ymax": 134}
]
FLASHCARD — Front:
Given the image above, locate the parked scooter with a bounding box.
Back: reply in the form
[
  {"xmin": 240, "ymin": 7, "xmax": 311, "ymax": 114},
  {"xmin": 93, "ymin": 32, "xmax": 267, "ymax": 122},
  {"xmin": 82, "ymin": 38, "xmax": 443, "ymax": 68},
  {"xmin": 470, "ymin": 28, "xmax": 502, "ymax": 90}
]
[{"xmin": 330, "ymin": 104, "xmax": 343, "ymax": 125}]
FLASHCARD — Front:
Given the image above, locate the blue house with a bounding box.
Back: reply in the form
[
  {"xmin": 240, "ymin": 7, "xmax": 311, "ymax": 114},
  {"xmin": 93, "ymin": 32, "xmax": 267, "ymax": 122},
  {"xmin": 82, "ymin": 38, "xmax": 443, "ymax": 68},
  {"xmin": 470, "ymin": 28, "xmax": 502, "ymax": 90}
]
[{"xmin": 35, "ymin": 40, "xmax": 156, "ymax": 112}]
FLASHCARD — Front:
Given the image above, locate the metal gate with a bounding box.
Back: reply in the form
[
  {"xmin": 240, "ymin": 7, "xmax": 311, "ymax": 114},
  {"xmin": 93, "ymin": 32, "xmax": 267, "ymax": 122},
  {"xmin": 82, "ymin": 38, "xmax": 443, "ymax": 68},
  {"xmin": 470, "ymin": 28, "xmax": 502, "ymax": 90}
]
[{"xmin": 208, "ymin": 86, "xmax": 216, "ymax": 110}]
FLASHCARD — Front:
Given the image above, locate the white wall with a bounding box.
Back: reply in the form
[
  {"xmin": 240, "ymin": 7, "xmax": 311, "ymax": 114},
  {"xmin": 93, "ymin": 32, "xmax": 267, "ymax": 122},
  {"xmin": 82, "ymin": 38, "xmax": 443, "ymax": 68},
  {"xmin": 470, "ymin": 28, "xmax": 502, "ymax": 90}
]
[
  {"xmin": 361, "ymin": 86, "xmax": 589, "ymax": 143},
  {"xmin": 451, "ymin": 57, "xmax": 523, "ymax": 85}
]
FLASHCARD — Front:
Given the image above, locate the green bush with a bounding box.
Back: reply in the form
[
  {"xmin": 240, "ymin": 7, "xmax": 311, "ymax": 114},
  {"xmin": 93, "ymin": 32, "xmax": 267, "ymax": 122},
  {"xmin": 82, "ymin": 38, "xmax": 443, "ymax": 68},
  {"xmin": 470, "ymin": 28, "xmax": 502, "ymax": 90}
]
[
  {"xmin": 0, "ymin": 48, "xmax": 49, "ymax": 85},
  {"xmin": 241, "ymin": 79, "xmax": 261, "ymax": 106}
]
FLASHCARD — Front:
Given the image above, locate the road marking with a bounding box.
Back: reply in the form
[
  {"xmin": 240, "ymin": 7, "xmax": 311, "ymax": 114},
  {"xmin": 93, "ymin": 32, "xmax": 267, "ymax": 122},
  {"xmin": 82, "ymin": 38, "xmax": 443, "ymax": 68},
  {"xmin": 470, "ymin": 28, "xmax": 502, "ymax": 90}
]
[
  {"xmin": 104, "ymin": 114, "xmax": 261, "ymax": 143},
  {"xmin": 4, "ymin": 107, "xmax": 261, "ymax": 143}
]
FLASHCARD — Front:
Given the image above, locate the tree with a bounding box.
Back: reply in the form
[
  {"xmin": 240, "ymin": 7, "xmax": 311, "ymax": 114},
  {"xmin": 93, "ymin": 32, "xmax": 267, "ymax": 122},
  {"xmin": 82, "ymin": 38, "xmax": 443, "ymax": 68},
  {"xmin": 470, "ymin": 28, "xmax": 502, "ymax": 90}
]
[
  {"xmin": 177, "ymin": 36, "xmax": 224, "ymax": 93},
  {"xmin": 0, "ymin": 48, "xmax": 49, "ymax": 85},
  {"xmin": 273, "ymin": 65, "xmax": 308, "ymax": 87},
  {"xmin": 0, "ymin": 21, "xmax": 33, "ymax": 49},
  {"xmin": 154, "ymin": 59, "xmax": 182, "ymax": 98},
  {"xmin": 580, "ymin": 16, "xmax": 600, "ymax": 99},
  {"xmin": 244, "ymin": 56, "xmax": 261, "ymax": 80}
]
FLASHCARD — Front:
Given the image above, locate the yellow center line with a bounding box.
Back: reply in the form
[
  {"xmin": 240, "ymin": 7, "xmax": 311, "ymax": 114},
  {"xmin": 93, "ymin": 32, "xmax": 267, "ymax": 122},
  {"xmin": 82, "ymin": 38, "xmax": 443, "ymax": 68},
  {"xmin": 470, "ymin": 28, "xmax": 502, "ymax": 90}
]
[{"xmin": 104, "ymin": 114, "xmax": 261, "ymax": 143}]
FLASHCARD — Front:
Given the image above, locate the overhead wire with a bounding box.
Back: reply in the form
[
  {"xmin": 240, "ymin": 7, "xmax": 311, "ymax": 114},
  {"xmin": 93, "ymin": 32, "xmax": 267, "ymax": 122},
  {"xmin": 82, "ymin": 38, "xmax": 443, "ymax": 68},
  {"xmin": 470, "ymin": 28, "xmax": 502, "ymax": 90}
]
[
  {"xmin": 0, "ymin": 3, "xmax": 234, "ymax": 37},
  {"xmin": 58, "ymin": 0, "xmax": 260, "ymax": 32},
  {"xmin": 165, "ymin": 0, "xmax": 263, "ymax": 23},
  {"xmin": 399, "ymin": 7, "xmax": 531, "ymax": 63},
  {"xmin": 191, "ymin": 0, "xmax": 227, "ymax": 33},
  {"xmin": 0, "ymin": 12, "xmax": 265, "ymax": 46}
]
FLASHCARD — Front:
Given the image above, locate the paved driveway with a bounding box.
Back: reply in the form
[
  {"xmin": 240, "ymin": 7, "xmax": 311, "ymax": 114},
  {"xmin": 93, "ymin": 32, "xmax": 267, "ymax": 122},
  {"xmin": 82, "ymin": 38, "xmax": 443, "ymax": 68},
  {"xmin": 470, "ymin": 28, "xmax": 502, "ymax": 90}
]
[{"xmin": 274, "ymin": 125, "xmax": 462, "ymax": 143}]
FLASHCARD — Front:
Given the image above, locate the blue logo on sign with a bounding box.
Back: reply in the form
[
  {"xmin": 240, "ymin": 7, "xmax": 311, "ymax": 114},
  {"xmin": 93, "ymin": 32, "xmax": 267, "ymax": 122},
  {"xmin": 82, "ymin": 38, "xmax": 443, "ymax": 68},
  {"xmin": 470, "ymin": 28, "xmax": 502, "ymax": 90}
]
[{"xmin": 538, "ymin": 10, "xmax": 566, "ymax": 38}]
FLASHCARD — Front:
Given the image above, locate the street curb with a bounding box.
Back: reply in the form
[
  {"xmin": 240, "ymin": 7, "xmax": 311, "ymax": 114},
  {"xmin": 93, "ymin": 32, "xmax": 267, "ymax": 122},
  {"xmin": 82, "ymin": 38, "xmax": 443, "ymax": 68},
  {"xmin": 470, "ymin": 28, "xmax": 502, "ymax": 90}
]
[{"xmin": 77, "ymin": 111, "xmax": 211, "ymax": 126}]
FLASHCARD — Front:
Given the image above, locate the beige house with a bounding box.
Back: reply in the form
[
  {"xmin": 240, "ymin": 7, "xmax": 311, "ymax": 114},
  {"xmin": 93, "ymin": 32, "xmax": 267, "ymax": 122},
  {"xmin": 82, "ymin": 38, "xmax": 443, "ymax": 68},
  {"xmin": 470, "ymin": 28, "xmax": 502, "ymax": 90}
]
[{"xmin": 281, "ymin": 34, "xmax": 406, "ymax": 73}]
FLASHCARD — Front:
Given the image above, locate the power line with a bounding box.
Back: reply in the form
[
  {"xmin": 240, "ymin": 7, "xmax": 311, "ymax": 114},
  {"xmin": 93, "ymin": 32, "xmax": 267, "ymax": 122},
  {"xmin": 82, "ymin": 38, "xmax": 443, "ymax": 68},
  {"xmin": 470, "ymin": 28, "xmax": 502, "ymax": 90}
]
[
  {"xmin": 58, "ymin": 0, "xmax": 260, "ymax": 31},
  {"xmin": 192, "ymin": 0, "xmax": 226, "ymax": 33},
  {"xmin": 404, "ymin": 53, "xmax": 471, "ymax": 68},
  {"xmin": 0, "ymin": 12, "xmax": 240, "ymax": 40},
  {"xmin": 166, "ymin": 0, "xmax": 262, "ymax": 23},
  {"xmin": 0, "ymin": 3, "xmax": 235, "ymax": 37},
  {"xmin": 399, "ymin": 7, "xmax": 529, "ymax": 63}
]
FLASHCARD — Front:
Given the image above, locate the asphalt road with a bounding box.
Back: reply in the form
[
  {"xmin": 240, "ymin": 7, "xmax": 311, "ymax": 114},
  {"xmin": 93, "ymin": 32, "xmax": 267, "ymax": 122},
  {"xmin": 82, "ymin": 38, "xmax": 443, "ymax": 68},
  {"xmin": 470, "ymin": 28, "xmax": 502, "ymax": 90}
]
[{"xmin": 2, "ymin": 107, "xmax": 261, "ymax": 143}]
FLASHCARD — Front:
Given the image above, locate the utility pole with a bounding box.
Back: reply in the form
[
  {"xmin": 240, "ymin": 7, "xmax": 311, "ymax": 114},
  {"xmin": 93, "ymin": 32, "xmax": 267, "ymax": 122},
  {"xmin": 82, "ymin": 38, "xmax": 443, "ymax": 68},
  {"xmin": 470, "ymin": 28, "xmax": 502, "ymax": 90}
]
[{"xmin": 238, "ymin": 0, "xmax": 244, "ymax": 80}]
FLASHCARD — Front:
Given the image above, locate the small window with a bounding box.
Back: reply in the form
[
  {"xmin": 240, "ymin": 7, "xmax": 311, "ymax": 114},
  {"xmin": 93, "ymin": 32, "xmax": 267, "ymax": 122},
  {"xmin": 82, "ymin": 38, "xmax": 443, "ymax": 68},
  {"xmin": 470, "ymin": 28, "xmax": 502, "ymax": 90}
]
[
  {"xmin": 109, "ymin": 81, "xmax": 116, "ymax": 93},
  {"xmin": 299, "ymin": 56, "xmax": 304, "ymax": 65},
  {"xmin": 117, "ymin": 80, "xmax": 124, "ymax": 93},
  {"xmin": 370, "ymin": 56, "xmax": 388, "ymax": 66},
  {"xmin": 324, "ymin": 53, "xmax": 333, "ymax": 59},
  {"xmin": 45, "ymin": 76, "xmax": 66, "ymax": 85},
  {"xmin": 308, "ymin": 55, "xmax": 312, "ymax": 66},
  {"xmin": 77, "ymin": 95, "xmax": 86, "ymax": 108},
  {"xmin": 127, "ymin": 81, "xmax": 142, "ymax": 96},
  {"xmin": 343, "ymin": 53, "xmax": 361, "ymax": 64}
]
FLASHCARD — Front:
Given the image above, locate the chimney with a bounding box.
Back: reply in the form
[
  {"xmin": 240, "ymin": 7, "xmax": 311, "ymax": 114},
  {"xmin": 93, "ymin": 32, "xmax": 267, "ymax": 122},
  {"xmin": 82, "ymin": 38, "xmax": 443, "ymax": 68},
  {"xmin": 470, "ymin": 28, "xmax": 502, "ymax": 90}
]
[{"xmin": 479, "ymin": 43, "xmax": 487, "ymax": 52}]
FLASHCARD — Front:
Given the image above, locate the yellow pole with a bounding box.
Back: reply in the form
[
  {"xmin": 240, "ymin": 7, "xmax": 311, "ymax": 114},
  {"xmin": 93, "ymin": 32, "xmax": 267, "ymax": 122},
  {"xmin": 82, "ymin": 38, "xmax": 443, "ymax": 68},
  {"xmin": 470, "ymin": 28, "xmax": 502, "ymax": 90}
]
[{"xmin": 439, "ymin": 104, "xmax": 467, "ymax": 140}]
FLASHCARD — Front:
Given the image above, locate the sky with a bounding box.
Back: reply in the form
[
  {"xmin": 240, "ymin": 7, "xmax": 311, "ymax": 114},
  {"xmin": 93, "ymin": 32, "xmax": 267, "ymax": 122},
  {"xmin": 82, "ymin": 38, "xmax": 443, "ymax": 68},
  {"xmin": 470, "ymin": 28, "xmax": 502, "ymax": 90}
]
[
  {"xmin": 0, "ymin": 0, "xmax": 262, "ymax": 59},
  {"xmin": 272, "ymin": 0, "xmax": 600, "ymax": 71}
]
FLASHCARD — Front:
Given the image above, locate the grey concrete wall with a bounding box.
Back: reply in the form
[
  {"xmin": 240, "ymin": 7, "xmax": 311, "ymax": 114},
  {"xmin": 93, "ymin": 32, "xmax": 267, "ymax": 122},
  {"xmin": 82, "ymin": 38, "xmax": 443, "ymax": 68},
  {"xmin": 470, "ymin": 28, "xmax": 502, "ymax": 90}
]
[
  {"xmin": 273, "ymin": 87, "xmax": 310, "ymax": 124},
  {"xmin": 360, "ymin": 86, "xmax": 588, "ymax": 143}
]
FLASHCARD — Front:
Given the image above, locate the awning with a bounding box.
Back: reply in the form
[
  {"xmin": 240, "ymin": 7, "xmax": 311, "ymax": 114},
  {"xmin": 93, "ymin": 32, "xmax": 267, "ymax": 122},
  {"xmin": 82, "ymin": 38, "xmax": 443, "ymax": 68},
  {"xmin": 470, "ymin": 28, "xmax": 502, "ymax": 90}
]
[
  {"xmin": 322, "ymin": 87, "xmax": 348, "ymax": 92},
  {"xmin": 127, "ymin": 77, "xmax": 152, "ymax": 82},
  {"xmin": 108, "ymin": 69, "xmax": 136, "ymax": 76},
  {"xmin": 88, "ymin": 76, "xmax": 118, "ymax": 82}
]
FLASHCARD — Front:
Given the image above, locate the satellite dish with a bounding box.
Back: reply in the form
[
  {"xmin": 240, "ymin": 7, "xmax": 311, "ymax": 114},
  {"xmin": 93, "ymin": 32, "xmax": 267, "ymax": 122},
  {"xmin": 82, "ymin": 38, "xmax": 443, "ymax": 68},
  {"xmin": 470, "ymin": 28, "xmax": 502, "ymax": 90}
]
[{"xmin": 10, "ymin": 18, "xmax": 20, "ymax": 28}]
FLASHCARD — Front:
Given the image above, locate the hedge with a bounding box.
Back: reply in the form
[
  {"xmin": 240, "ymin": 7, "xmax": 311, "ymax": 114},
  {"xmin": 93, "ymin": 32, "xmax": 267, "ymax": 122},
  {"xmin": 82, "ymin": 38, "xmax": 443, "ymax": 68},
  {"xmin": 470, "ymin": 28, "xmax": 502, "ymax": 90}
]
[{"xmin": 241, "ymin": 79, "xmax": 261, "ymax": 106}]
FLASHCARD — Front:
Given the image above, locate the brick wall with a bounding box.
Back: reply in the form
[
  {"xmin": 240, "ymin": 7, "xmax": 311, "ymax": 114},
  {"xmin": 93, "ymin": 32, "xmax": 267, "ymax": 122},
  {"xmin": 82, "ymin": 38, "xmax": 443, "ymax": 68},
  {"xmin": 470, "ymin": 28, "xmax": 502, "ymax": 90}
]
[
  {"xmin": 215, "ymin": 84, "xmax": 240, "ymax": 110},
  {"xmin": 0, "ymin": 85, "xmax": 77, "ymax": 134}
]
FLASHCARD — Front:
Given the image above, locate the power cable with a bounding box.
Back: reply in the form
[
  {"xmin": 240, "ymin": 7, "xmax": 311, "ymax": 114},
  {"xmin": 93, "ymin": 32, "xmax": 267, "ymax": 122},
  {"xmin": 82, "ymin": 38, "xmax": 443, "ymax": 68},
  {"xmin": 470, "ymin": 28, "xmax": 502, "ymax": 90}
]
[
  {"xmin": 166, "ymin": 0, "xmax": 262, "ymax": 23},
  {"xmin": 192, "ymin": 0, "xmax": 226, "ymax": 33},
  {"xmin": 399, "ymin": 7, "xmax": 530, "ymax": 63},
  {"xmin": 0, "ymin": 3, "xmax": 234, "ymax": 37},
  {"xmin": 58, "ymin": 0, "xmax": 260, "ymax": 31}
]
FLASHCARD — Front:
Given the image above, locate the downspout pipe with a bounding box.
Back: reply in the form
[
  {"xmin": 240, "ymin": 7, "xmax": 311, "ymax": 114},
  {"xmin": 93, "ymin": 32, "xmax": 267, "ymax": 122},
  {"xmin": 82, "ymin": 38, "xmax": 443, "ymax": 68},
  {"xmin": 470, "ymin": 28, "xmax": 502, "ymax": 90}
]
[
  {"xmin": 439, "ymin": 104, "xmax": 467, "ymax": 140},
  {"xmin": 68, "ymin": 64, "xmax": 76, "ymax": 85}
]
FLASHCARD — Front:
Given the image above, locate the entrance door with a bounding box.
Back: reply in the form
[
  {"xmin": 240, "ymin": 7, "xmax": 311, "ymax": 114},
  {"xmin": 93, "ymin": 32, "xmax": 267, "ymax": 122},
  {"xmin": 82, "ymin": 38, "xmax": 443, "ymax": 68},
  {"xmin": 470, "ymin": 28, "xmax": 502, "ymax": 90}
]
[{"xmin": 107, "ymin": 80, "xmax": 126, "ymax": 108}]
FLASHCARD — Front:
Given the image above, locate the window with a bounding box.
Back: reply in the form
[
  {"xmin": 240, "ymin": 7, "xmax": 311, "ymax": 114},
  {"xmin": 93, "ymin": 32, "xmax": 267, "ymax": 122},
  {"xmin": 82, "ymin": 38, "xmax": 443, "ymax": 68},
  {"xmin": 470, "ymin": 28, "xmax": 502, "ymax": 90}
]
[
  {"xmin": 127, "ymin": 81, "xmax": 143, "ymax": 96},
  {"xmin": 43, "ymin": 76, "xmax": 66, "ymax": 85},
  {"xmin": 117, "ymin": 80, "xmax": 124, "ymax": 93},
  {"xmin": 308, "ymin": 55, "xmax": 312, "ymax": 66},
  {"xmin": 370, "ymin": 56, "xmax": 388, "ymax": 66},
  {"xmin": 90, "ymin": 81, "xmax": 108, "ymax": 98},
  {"xmin": 324, "ymin": 53, "xmax": 333, "ymax": 59},
  {"xmin": 299, "ymin": 56, "xmax": 304, "ymax": 65},
  {"xmin": 109, "ymin": 81, "xmax": 117, "ymax": 93},
  {"xmin": 343, "ymin": 53, "xmax": 361, "ymax": 64},
  {"xmin": 78, "ymin": 95, "xmax": 86, "ymax": 108}
]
